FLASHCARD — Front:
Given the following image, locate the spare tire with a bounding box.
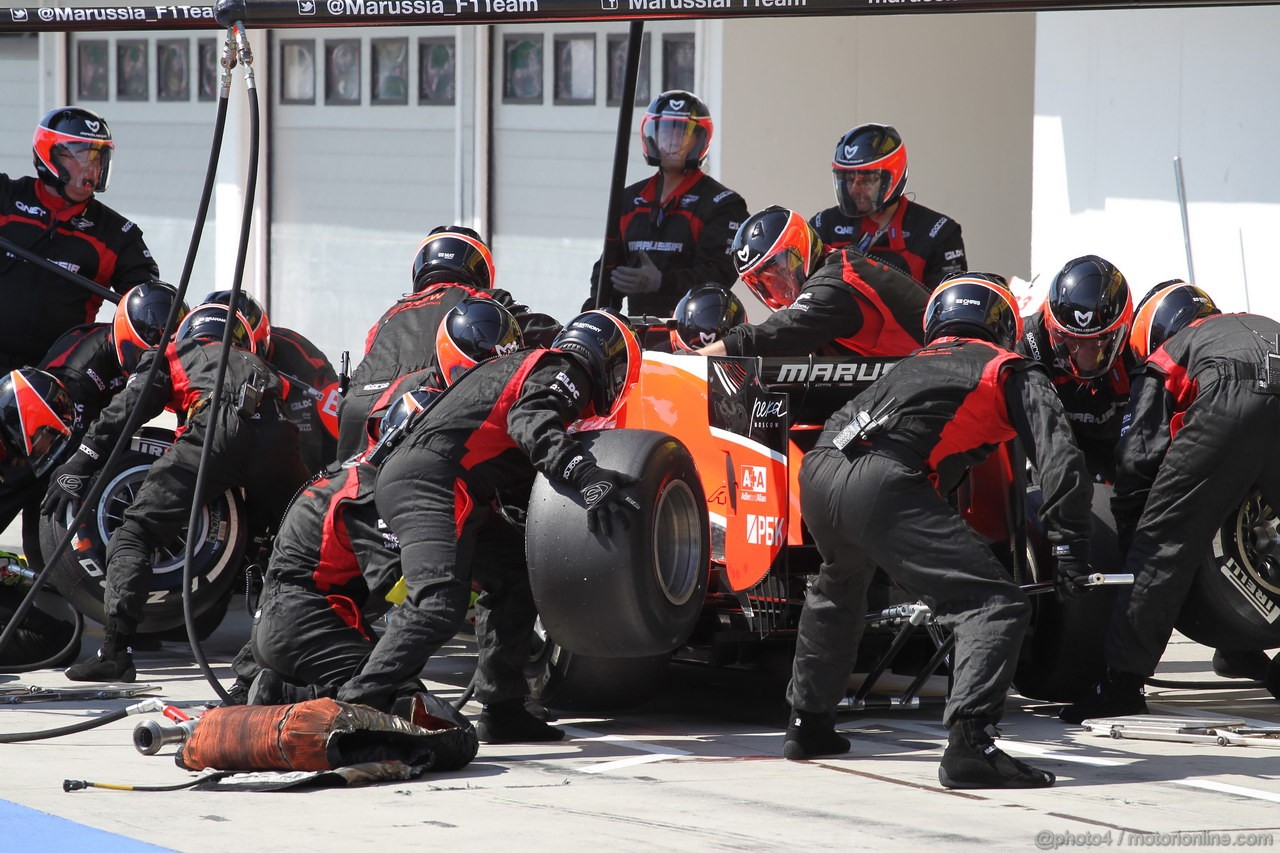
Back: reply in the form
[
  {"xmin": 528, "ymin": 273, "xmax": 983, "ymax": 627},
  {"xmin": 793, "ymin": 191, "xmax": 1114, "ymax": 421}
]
[
  {"xmin": 526, "ymin": 429, "xmax": 708, "ymax": 658},
  {"xmin": 1176, "ymin": 488, "xmax": 1280, "ymax": 650},
  {"xmin": 39, "ymin": 427, "xmax": 247, "ymax": 636}
]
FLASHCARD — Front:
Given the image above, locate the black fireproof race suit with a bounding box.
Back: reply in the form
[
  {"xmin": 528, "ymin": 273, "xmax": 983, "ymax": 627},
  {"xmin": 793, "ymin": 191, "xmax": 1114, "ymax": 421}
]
[
  {"xmin": 338, "ymin": 348, "xmax": 596, "ymax": 712},
  {"xmin": 336, "ymin": 283, "xmax": 558, "ymax": 462},
  {"xmin": 0, "ymin": 174, "xmax": 157, "ymax": 371},
  {"xmin": 0, "ymin": 323, "xmax": 126, "ymax": 570},
  {"xmin": 809, "ymin": 198, "xmax": 965, "ymax": 292},
  {"xmin": 267, "ymin": 326, "xmax": 340, "ymax": 475},
  {"xmin": 1105, "ymin": 313, "xmax": 1280, "ymax": 678},
  {"xmin": 790, "ymin": 337, "xmax": 1092, "ymax": 728},
  {"xmin": 588, "ymin": 169, "xmax": 748, "ymax": 317},
  {"xmin": 719, "ymin": 249, "xmax": 926, "ymax": 358},
  {"xmin": 75, "ymin": 337, "xmax": 310, "ymax": 632},
  {"xmin": 1016, "ymin": 310, "xmax": 1136, "ymax": 481}
]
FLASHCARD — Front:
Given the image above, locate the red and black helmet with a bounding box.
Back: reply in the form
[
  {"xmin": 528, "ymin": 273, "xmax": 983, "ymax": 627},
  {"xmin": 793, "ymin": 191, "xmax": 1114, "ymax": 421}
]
[
  {"xmin": 113, "ymin": 280, "xmax": 188, "ymax": 374},
  {"xmin": 551, "ymin": 310, "xmax": 642, "ymax": 418},
  {"xmin": 411, "ymin": 226, "xmax": 495, "ymax": 292},
  {"xmin": 924, "ymin": 273, "xmax": 1023, "ymax": 349},
  {"xmin": 640, "ymin": 90, "xmax": 714, "ymax": 171},
  {"xmin": 831, "ymin": 123, "xmax": 908, "ymax": 218},
  {"xmin": 673, "ymin": 285, "xmax": 746, "ymax": 351},
  {"xmin": 0, "ymin": 368, "xmax": 76, "ymax": 482},
  {"xmin": 176, "ymin": 304, "xmax": 257, "ymax": 353},
  {"xmin": 1043, "ymin": 255, "xmax": 1134, "ymax": 380},
  {"xmin": 202, "ymin": 290, "xmax": 271, "ymax": 354},
  {"xmin": 435, "ymin": 297, "xmax": 524, "ymax": 387},
  {"xmin": 32, "ymin": 106, "xmax": 114, "ymax": 193},
  {"xmin": 731, "ymin": 206, "xmax": 824, "ymax": 312},
  {"xmin": 1129, "ymin": 280, "xmax": 1219, "ymax": 361}
]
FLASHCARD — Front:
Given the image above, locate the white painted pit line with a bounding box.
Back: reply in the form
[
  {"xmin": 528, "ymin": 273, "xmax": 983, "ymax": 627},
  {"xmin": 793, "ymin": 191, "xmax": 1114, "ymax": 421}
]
[{"xmin": 559, "ymin": 724, "xmax": 693, "ymax": 774}]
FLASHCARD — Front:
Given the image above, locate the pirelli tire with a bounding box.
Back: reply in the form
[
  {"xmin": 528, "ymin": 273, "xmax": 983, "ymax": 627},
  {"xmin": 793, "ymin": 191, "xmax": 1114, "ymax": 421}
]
[
  {"xmin": 1175, "ymin": 489, "xmax": 1280, "ymax": 651},
  {"xmin": 39, "ymin": 427, "xmax": 247, "ymax": 637},
  {"xmin": 1013, "ymin": 481, "xmax": 1121, "ymax": 703},
  {"xmin": 526, "ymin": 428, "xmax": 709, "ymax": 658}
]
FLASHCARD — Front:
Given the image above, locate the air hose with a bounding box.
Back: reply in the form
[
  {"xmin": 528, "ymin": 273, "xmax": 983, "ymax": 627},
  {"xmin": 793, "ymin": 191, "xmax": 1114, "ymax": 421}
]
[{"xmin": 0, "ymin": 698, "xmax": 163, "ymax": 744}]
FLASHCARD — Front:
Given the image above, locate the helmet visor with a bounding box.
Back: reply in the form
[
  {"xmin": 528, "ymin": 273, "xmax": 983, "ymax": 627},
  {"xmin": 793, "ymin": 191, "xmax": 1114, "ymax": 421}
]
[
  {"xmin": 1046, "ymin": 323, "xmax": 1128, "ymax": 380},
  {"xmin": 641, "ymin": 115, "xmax": 709, "ymax": 168},
  {"xmin": 53, "ymin": 141, "xmax": 112, "ymax": 193},
  {"xmin": 741, "ymin": 249, "xmax": 806, "ymax": 311}
]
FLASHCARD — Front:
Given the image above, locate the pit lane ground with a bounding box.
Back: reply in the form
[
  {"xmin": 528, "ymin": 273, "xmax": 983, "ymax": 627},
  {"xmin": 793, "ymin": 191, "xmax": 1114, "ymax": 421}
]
[{"xmin": 1, "ymin": 606, "xmax": 1278, "ymax": 853}]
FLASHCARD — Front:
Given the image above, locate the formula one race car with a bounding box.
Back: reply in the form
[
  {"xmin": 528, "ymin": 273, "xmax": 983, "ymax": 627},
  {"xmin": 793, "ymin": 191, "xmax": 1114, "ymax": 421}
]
[{"xmin": 524, "ymin": 347, "xmax": 1280, "ymax": 710}]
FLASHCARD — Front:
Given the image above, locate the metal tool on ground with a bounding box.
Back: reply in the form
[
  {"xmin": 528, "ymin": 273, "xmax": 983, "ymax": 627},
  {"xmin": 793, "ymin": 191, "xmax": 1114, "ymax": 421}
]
[
  {"xmin": 840, "ymin": 574, "xmax": 1133, "ymax": 712},
  {"xmin": 0, "ymin": 682, "xmax": 160, "ymax": 704},
  {"xmin": 1082, "ymin": 714, "xmax": 1280, "ymax": 748}
]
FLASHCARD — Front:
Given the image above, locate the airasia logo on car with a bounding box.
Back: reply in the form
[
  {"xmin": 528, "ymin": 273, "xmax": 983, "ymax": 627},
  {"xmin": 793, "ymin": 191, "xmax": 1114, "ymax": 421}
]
[{"xmin": 746, "ymin": 514, "xmax": 784, "ymax": 546}]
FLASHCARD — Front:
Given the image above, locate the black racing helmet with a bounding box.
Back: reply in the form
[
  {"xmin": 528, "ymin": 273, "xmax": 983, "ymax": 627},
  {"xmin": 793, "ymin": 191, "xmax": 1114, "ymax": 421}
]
[
  {"xmin": 374, "ymin": 386, "xmax": 443, "ymax": 443},
  {"xmin": 32, "ymin": 107, "xmax": 114, "ymax": 193},
  {"xmin": 551, "ymin": 310, "xmax": 642, "ymax": 418},
  {"xmin": 923, "ymin": 273, "xmax": 1023, "ymax": 348},
  {"xmin": 202, "ymin": 290, "xmax": 271, "ymax": 354},
  {"xmin": 113, "ymin": 280, "xmax": 188, "ymax": 374},
  {"xmin": 831, "ymin": 123, "xmax": 908, "ymax": 218},
  {"xmin": 673, "ymin": 285, "xmax": 746, "ymax": 351},
  {"xmin": 0, "ymin": 368, "xmax": 76, "ymax": 483},
  {"xmin": 410, "ymin": 227, "xmax": 495, "ymax": 292},
  {"xmin": 640, "ymin": 90, "xmax": 714, "ymax": 171},
  {"xmin": 176, "ymin": 303, "xmax": 256, "ymax": 353},
  {"xmin": 1129, "ymin": 280, "xmax": 1219, "ymax": 361},
  {"xmin": 435, "ymin": 297, "xmax": 524, "ymax": 386},
  {"xmin": 1043, "ymin": 255, "xmax": 1134, "ymax": 379},
  {"xmin": 731, "ymin": 206, "xmax": 824, "ymax": 312}
]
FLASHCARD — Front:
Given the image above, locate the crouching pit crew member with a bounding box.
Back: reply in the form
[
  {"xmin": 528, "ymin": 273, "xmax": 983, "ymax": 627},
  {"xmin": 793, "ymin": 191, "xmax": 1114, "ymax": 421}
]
[
  {"xmin": 786, "ymin": 275, "xmax": 1093, "ymax": 788},
  {"xmin": 43, "ymin": 303, "xmax": 310, "ymax": 682}
]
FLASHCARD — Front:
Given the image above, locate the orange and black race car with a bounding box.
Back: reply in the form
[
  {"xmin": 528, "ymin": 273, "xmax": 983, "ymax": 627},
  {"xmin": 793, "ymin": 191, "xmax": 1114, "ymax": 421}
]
[{"xmin": 523, "ymin": 339, "xmax": 1280, "ymax": 711}]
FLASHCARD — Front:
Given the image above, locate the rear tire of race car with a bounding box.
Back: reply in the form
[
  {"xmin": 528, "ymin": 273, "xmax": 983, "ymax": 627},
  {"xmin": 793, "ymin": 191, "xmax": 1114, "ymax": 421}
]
[
  {"xmin": 526, "ymin": 627, "xmax": 670, "ymax": 711},
  {"xmin": 1175, "ymin": 489, "xmax": 1280, "ymax": 651},
  {"xmin": 526, "ymin": 429, "xmax": 709, "ymax": 658},
  {"xmin": 1013, "ymin": 481, "xmax": 1121, "ymax": 703},
  {"xmin": 39, "ymin": 427, "xmax": 247, "ymax": 637}
]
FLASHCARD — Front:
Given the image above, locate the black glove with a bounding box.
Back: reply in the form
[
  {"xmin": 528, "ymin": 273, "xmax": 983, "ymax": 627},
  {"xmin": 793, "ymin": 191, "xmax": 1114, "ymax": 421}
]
[
  {"xmin": 566, "ymin": 455, "xmax": 641, "ymax": 536},
  {"xmin": 1053, "ymin": 541, "xmax": 1094, "ymax": 600},
  {"xmin": 41, "ymin": 440, "xmax": 106, "ymax": 519}
]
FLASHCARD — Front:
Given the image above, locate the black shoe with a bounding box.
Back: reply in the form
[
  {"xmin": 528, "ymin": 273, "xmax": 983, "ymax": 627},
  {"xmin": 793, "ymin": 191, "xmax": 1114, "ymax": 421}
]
[
  {"xmin": 1059, "ymin": 670, "xmax": 1148, "ymax": 724},
  {"xmin": 782, "ymin": 709, "xmax": 851, "ymax": 761},
  {"xmin": 939, "ymin": 720, "xmax": 1054, "ymax": 789},
  {"xmin": 1266, "ymin": 655, "xmax": 1280, "ymax": 702},
  {"xmin": 64, "ymin": 648, "xmax": 136, "ymax": 683},
  {"xmin": 1212, "ymin": 649, "xmax": 1270, "ymax": 681},
  {"xmin": 476, "ymin": 698, "xmax": 566, "ymax": 744},
  {"xmin": 246, "ymin": 669, "xmax": 312, "ymax": 706}
]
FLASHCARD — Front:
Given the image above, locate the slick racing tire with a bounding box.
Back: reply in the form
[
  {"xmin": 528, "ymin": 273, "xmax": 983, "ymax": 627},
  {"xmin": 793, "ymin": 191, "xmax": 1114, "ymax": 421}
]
[
  {"xmin": 1013, "ymin": 481, "xmax": 1120, "ymax": 703},
  {"xmin": 39, "ymin": 427, "xmax": 247, "ymax": 636},
  {"xmin": 526, "ymin": 622, "xmax": 670, "ymax": 711},
  {"xmin": 526, "ymin": 429, "xmax": 709, "ymax": 658},
  {"xmin": 1175, "ymin": 489, "xmax": 1280, "ymax": 650}
]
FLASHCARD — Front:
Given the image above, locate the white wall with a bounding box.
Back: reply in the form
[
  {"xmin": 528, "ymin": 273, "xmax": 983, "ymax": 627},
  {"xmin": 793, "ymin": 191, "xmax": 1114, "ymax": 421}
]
[
  {"xmin": 0, "ymin": 36, "xmax": 39, "ymax": 179},
  {"xmin": 1032, "ymin": 7, "xmax": 1280, "ymax": 317},
  {"xmin": 719, "ymin": 12, "xmax": 1037, "ymax": 319}
]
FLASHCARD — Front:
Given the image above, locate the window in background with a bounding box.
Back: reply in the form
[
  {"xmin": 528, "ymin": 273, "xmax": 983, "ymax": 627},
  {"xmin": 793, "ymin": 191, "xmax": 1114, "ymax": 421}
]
[
  {"xmin": 325, "ymin": 39, "xmax": 361, "ymax": 106},
  {"xmin": 418, "ymin": 37, "xmax": 456, "ymax": 105},
  {"xmin": 281, "ymin": 39, "xmax": 316, "ymax": 105},
  {"xmin": 662, "ymin": 33, "xmax": 695, "ymax": 93},
  {"xmin": 606, "ymin": 33, "xmax": 649, "ymax": 107},
  {"xmin": 157, "ymin": 39, "xmax": 190, "ymax": 102},
  {"xmin": 198, "ymin": 38, "xmax": 218, "ymax": 101},
  {"xmin": 77, "ymin": 40, "xmax": 109, "ymax": 101},
  {"xmin": 117, "ymin": 39, "xmax": 149, "ymax": 101},
  {"xmin": 502, "ymin": 34, "xmax": 543, "ymax": 104},
  {"xmin": 371, "ymin": 38, "xmax": 409, "ymax": 105},
  {"xmin": 553, "ymin": 34, "xmax": 595, "ymax": 106}
]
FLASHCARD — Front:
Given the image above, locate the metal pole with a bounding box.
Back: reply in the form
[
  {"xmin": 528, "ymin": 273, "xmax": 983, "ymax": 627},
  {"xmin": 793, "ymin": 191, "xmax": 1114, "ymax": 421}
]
[{"xmin": 1173, "ymin": 156, "xmax": 1195, "ymax": 283}]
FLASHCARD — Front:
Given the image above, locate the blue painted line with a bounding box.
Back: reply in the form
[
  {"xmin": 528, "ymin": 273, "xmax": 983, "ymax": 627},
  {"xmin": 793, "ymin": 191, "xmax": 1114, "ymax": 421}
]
[{"xmin": 0, "ymin": 798, "xmax": 176, "ymax": 852}]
